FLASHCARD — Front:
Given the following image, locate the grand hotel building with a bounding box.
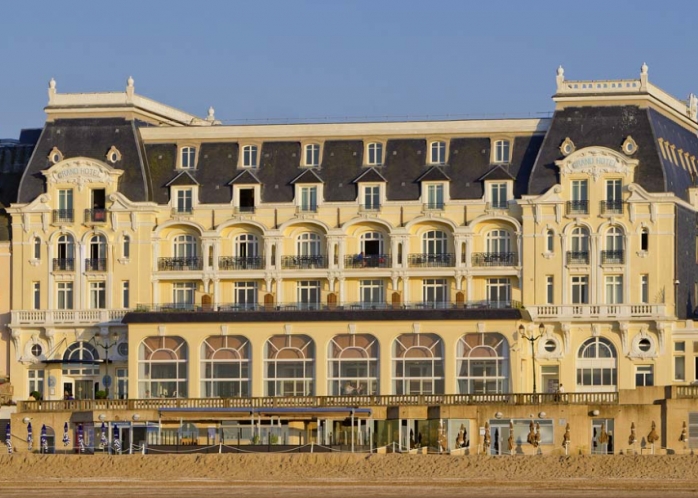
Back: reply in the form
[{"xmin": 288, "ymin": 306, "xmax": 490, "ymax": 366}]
[{"xmin": 4, "ymin": 66, "xmax": 698, "ymax": 453}]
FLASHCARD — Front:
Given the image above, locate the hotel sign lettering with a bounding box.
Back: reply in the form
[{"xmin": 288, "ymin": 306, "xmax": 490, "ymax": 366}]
[
  {"xmin": 43, "ymin": 159, "xmax": 122, "ymax": 190},
  {"xmin": 558, "ymin": 148, "xmax": 637, "ymax": 181}
]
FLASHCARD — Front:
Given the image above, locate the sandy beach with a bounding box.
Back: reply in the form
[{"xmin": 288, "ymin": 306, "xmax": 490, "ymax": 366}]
[{"xmin": 1, "ymin": 453, "xmax": 698, "ymax": 497}]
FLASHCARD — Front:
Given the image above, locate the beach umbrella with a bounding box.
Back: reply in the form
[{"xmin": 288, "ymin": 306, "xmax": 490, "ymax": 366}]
[
  {"xmin": 680, "ymin": 421, "xmax": 688, "ymax": 443},
  {"xmin": 62, "ymin": 422, "xmax": 69, "ymax": 447},
  {"xmin": 113, "ymin": 430, "xmax": 121, "ymax": 454},
  {"xmin": 508, "ymin": 420, "xmax": 514, "ymax": 455},
  {"xmin": 27, "ymin": 422, "xmax": 33, "ymax": 451},
  {"xmin": 5, "ymin": 423, "xmax": 12, "ymax": 455},
  {"xmin": 100, "ymin": 422, "xmax": 107, "ymax": 449},
  {"xmin": 40, "ymin": 424, "xmax": 48, "ymax": 454},
  {"xmin": 562, "ymin": 423, "xmax": 571, "ymax": 454},
  {"xmin": 482, "ymin": 421, "xmax": 491, "ymax": 455},
  {"xmin": 77, "ymin": 424, "xmax": 85, "ymax": 454},
  {"xmin": 628, "ymin": 422, "xmax": 637, "ymax": 446}
]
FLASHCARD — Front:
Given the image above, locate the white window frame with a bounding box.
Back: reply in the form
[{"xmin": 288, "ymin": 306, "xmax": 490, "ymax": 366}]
[
  {"xmin": 365, "ymin": 142, "xmax": 384, "ymax": 166},
  {"xmin": 423, "ymin": 182, "xmax": 447, "ymax": 209},
  {"xmin": 303, "ymin": 143, "xmax": 321, "ymax": 167},
  {"xmin": 172, "ymin": 187, "xmax": 196, "ymax": 213},
  {"xmin": 571, "ymin": 275, "xmax": 589, "ymax": 304},
  {"xmin": 493, "ymin": 139, "xmax": 511, "ymax": 164},
  {"xmin": 241, "ymin": 145, "xmax": 259, "ymax": 168},
  {"xmin": 28, "ymin": 369, "xmax": 45, "ymax": 398},
  {"xmin": 546, "ymin": 276, "xmax": 554, "ymax": 304},
  {"xmin": 641, "ymin": 275, "xmax": 649, "ymax": 304},
  {"xmin": 327, "ymin": 334, "xmax": 379, "ymax": 396},
  {"xmin": 122, "ymin": 235, "xmax": 131, "ymax": 259},
  {"xmin": 360, "ymin": 279, "xmax": 384, "ymax": 307},
  {"xmin": 605, "ymin": 275, "xmax": 623, "ymax": 304},
  {"xmin": 57, "ymin": 282, "xmax": 74, "ymax": 310},
  {"xmin": 232, "ymin": 184, "xmax": 261, "ymax": 212},
  {"xmin": 234, "ymin": 281, "xmax": 258, "ymax": 309},
  {"xmin": 200, "ymin": 336, "xmax": 251, "ymax": 398},
  {"xmin": 392, "ymin": 333, "xmax": 444, "ymax": 395},
  {"xmin": 33, "ymin": 237, "xmax": 41, "ymax": 260},
  {"xmin": 89, "ymin": 281, "xmax": 106, "ymax": 309},
  {"xmin": 295, "ymin": 184, "xmax": 323, "ymax": 211},
  {"xmin": 422, "ymin": 278, "xmax": 448, "ymax": 306},
  {"xmin": 173, "ymin": 282, "xmax": 196, "ymax": 309},
  {"xmin": 486, "ymin": 278, "xmax": 511, "ymax": 307},
  {"xmin": 297, "ymin": 280, "xmax": 321, "ymax": 309},
  {"xmin": 429, "ymin": 140, "xmax": 447, "ymax": 165},
  {"xmin": 362, "ymin": 184, "xmax": 382, "ymax": 211},
  {"xmin": 179, "ymin": 146, "xmax": 197, "ymax": 169},
  {"xmin": 264, "ymin": 335, "xmax": 315, "ymax": 397}
]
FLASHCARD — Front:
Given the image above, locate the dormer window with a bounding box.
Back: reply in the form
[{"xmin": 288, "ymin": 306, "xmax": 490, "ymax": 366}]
[
  {"xmin": 175, "ymin": 188, "xmax": 194, "ymax": 214},
  {"xmin": 180, "ymin": 146, "xmax": 196, "ymax": 169},
  {"xmin": 425, "ymin": 183, "xmax": 445, "ymax": 210},
  {"xmin": 430, "ymin": 141, "xmax": 446, "ymax": 165},
  {"xmin": 484, "ymin": 180, "xmax": 513, "ymax": 210},
  {"xmin": 304, "ymin": 144, "xmax": 321, "ymax": 167},
  {"xmin": 242, "ymin": 145, "xmax": 258, "ymax": 168},
  {"xmin": 494, "ymin": 140, "xmax": 511, "ymax": 163},
  {"xmin": 366, "ymin": 142, "xmax": 383, "ymax": 166}
]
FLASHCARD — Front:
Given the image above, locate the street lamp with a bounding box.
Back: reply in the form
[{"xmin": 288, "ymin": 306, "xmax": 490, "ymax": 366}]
[
  {"xmin": 91, "ymin": 331, "xmax": 120, "ymax": 399},
  {"xmin": 519, "ymin": 324, "xmax": 545, "ymax": 394}
]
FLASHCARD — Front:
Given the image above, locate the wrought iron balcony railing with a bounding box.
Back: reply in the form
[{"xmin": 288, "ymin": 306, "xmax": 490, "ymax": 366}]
[
  {"xmin": 52, "ymin": 209, "xmax": 74, "ymax": 223},
  {"xmin": 344, "ymin": 254, "xmax": 391, "ymax": 268},
  {"xmin": 566, "ymin": 200, "xmax": 589, "ymax": 215},
  {"xmin": 601, "ymin": 250, "xmax": 624, "ymax": 264},
  {"xmin": 600, "ymin": 200, "xmax": 623, "ymax": 215},
  {"xmin": 359, "ymin": 203, "xmax": 381, "ymax": 212},
  {"xmin": 297, "ymin": 204, "xmax": 318, "ymax": 213},
  {"xmin": 281, "ymin": 255, "xmax": 328, "ymax": 269},
  {"xmin": 407, "ymin": 253, "xmax": 455, "ymax": 267},
  {"xmin": 53, "ymin": 258, "xmax": 75, "ymax": 271},
  {"xmin": 234, "ymin": 205, "xmax": 256, "ymax": 214},
  {"xmin": 84, "ymin": 209, "xmax": 107, "ymax": 223},
  {"xmin": 423, "ymin": 202, "xmax": 445, "ymax": 211},
  {"xmin": 471, "ymin": 252, "xmax": 517, "ymax": 267},
  {"xmin": 219, "ymin": 256, "xmax": 264, "ymax": 270},
  {"xmin": 85, "ymin": 258, "xmax": 107, "ymax": 272},
  {"xmin": 157, "ymin": 257, "xmax": 204, "ymax": 271},
  {"xmin": 566, "ymin": 251, "xmax": 590, "ymax": 265}
]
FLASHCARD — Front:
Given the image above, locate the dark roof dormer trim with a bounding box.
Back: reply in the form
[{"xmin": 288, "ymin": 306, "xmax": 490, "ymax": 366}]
[
  {"xmin": 478, "ymin": 164, "xmax": 516, "ymax": 182},
  {"xmin": 290, "ymin": 168, "xmax": 324, "ymax": 184},
  {"xmin": 416, "ymin": 166, "xmax": 451, "ymax": 182},
  {"xmin": 352, "ymin": 167, "xmax": 387, "ymax": 184},
  {"xmin": 164, "ymin": 170, "xmax": 199, "ymax": 187},
  {"xmin": 228, "ymin": 169, "xmax": 261, "ymax": 185}
]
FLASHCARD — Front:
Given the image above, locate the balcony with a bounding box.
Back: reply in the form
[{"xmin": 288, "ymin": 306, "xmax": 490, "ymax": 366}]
[
  {"xmin": 471, "ymin": 252, "xmax": 517, "ymax": 267},
  {"xmin": 566, "ymin": 251, "xmax": 590, "ymax": 265},
  {"xmin": 423, "ymin": 202, "xmax": 445, "ymax": 211},
  {"xmin": 527, "ymin": 303, "xmax": 666, "ymax": 321},
  {"xmin": 359, "ymin": 203, "xmax": 381, "ymax": 213},
  {"xmin": 172, "ymin": 206, "xmax": 193, "ymax": 215},
  {"xmin": 219, "ymin": 256, "xmax": 264, "ymax": 270},
  {"xmin": 281, "ymin": 255, "xmax": 327, "ymax": 269},
  {"xmin": 486, "ymin": 201, "xmax": 508, "ymax": 211},
  {"xmin": 11, "ymin": 309, "xmax": 129, "ymax": 327},
  {"xmin": 234, "ymin": 206, "xmax": 256, "ymax": 214},
  {"xmin": 296, "ymin": 204, "xmax": 318, "ymax": 214},
  {"xmin": 600, "ymin": 200, "xmax": 623, "ymax": 215},
  {"xmin": 344, "ymin": 254, "xmax": 391, "ymax": 268},
  {"xmin": 53, "ymin": 258, "xmax": 75, "ymax": 271},
  {"xmin": 408, "ymin": 253, "xmax": 454, "ymax": 267},
  {"xmin": 157, "ymin": 257, "xmax": 204, "ymax": 271},
  {"xmin": 85, "ymin": 258, "xmax": 107, "ymax": 272},
  {"xmin": 84, "ymin": 208, "xmax": 107, "ymax": 224},
  {"xmin": 52, "ymin": 209, "xmax": 74, "ymax": 223},
  {"xmin": 566, "ymin": 200, "xmax": 589, "ymax": 215},
  {"xmin": 601, "ymin": 250, "xmax": 624, "ymax": 264}
]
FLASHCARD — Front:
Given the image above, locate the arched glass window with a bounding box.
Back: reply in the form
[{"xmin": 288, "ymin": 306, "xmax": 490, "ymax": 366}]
[
  {"xmin": 123, "ymin": 235, "xmax": 131, "ymax": 259},
  {"xmin": 89, "ymin": 234, "xmax": 107, "ymax": 260},
  {"xmin": 173, "ymin": 234, "xmax": 197, "ymax": 258},
  {"xmin": 366, "ymin": 143, "xmax": 383, "ymax": 166},
  {"xmin": 180, "ymin": 147, "xmax": 196, "ymax": 169},
  {"xmin": 242, "ymin": 145, "xmax": 258, "ymax": 168},
  {"xmin": 456, "ymin": 333, "xmax": 509, "ymax": 394},
  {"xmin": 576, "ymin": 337, "xmax": 617, "ymax": 392},
  {"xmin": 392, "ymin": 333, "xmax": 444, "ymax": 395},
  {"xmin": 62, "ymin": 341, "xmax": 100, "ymax": 377},
  {"xmin": 546, "ymin": 230, "xmax": 555, "ymax": 253},
  {"xmin": 422, "ymin": 230, "xmax": 447, "ymax": 255},
  {"xmin": 201, "ymin": 336, "xmax": 250, "ymax": 398},
  {"xmin": 235, "ymin": 233, "xmax": 259, "ymax": 258},
  {"xmin": 486, "ymin": 230, "xmax": 511, "ymax": 253},
  {"xmin": 570, "ymin": 227, "xmax": 589, "ymax": 252},
  {"xmin": 328, "ymin": 334, "xmax": 379, "ymax": 396},
  {"xmin": 305, "ymin": 144, "xmax": 320, "ymax": 167},
  {"xmin": 264, "ymin": 335, "xmax": 315, "ymax": 396},
  {"xmin": 605, "ymin": 226, "xmax": 624, "ymax": 251},
  {"xmin": 57, "ymin": 234, "xmax": 75, "ymax": 260},
  {"xmin": 138, "ymin": 336, "xmax": 188, "ymax": 398},
  {"xmin": 360, "ymin": 231, "xmax": 384, "ymax": 256},
  {"xmin": 297, "ymin": 232, "xmax": 321, "ymax": 256},
  {"xmin": 430, "ymin": 141, "xmax": 446, "ymax": 164}
]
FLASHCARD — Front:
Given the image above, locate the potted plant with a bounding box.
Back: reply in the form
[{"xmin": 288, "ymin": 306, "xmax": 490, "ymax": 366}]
[
  {"xmin": 29, "ymin": 390, "xmax": 42, "ymax": 401},
  {"xmin": 95, "ymin": 390, "xmax": 108, "ymax": 400}
]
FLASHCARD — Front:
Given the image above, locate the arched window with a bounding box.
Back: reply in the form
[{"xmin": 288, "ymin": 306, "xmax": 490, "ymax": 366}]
[
  {"xmin": 55, "ymin": 234, "xmax": 75, "ymax": 271},
  {"xmin": 201, "ymin": 336, "xmax": 250, "ymax": 398},
  {"xmin": 304, "ymin": 144, "xmax": 320, "ymax": 167},
  {"xmin": 235, "ymin": 233, "xmax": 259, "ymax": 258},
  {"xmin": 33, "ymin": 237, "xmax": 41, "ymax": 260},
  {"xmin": 264, "ymin": 335, "xmax": 315, "ymax": 396},
  {"xmin": 138, "ymin": 336, "xmax": 188, "ymax": 398},
  {"xmin": 88, "ymin": 234, "xmax": 107, "ymax": 271},
  {"xmin": 366, "ymin": 143, "xmax": 383, "ymax": 166},
  {"xmin": 122, "ymin": 235, "xmax": 131, "ymax": 259},
  {"xmin": 456, "ymin": 333, "xmax": 509, "ymax": 394},
  {"xmin": 242, "ymin": 145, "xmax": 258, "ymax": 168},
  {"xmin": 62, "ymin": 341, "xmax": 100, "ymax": 377},
  {"xmin": 360, "ymin": 231, "xmax": 384, "ymax": 255},
  {"xmin": 486, "ymin": 230, "xmax": 511, "ymax": 254},
  {"xmin": 297, "ymin": 232, "xmax": 321, "ymax": 256},
  {"xmin": 328, "ymin": 334, "xmax": 379, "ymax": 396},
  {"xmin": 430, "ymin": 141, "xmax": 446, "ymax": 164},
  {"xmin": 173, "ymin": 234, "xmax": 197, "ymax": 258},
  {"xmin": 180, "ymin": 146, "xmax": 196, "ymax": 169},
  {"xmin": 603, "ymin": 226, "xmax": 624, "ymax": 264},
  {"xmin": 571, "ymin": 227, "xmax": 589, "ymax": 252},
  {"xmin": 392, "ymin": 333, "xmax": 444, "ymax": 395},
  {"xmin": 422, "ymin": 230, "xmax": 447, "ymax": 255},
  {"xmin": 545, "ymin": 230, "xmax": 555, "ymax": 253},
  {"xmin": 576, "ymin": 337, "xmax": 617, "ymax": 392}
]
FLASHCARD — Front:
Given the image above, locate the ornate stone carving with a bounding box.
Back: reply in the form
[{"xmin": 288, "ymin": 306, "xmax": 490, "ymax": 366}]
[{"xmin": 42, "ymin": 158, "xmax": 123, "ymax": 191}]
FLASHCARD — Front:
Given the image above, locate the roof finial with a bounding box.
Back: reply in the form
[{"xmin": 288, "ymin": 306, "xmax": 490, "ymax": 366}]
[
  {"xmin": 126, "ymin": 76, "xmax": 135, "ymax": 100},
  {"xmin": 48, "ymin": 77, "xmax": 57, "ymax": 103},
  {"xmin": 641, "ymin": 62, "xmax": 648, "ymax": 75},
  {"xmin": 640, "ymin": 63, "xmax": 649, "ymax": 91},
  {"xmin": 127, "ymin": 76, "xmax": 134, "ymax": 88},
  {"xmin": 49, "ymin": 78, "xmax": 56, "ymax": 90},
  {"xmin": 555, "ymin": 65, "xmax": 565, "ymax": 91},
  {"xmin": 207, "ymin": 106, "xmax": 215, "ymax": 122}
]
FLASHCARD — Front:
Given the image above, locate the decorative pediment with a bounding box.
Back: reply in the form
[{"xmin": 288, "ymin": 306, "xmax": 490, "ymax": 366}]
[
  {"xmin": 555, "ymin": 147, "xmax": 638, "ymax": 182},
  {"xmin": 41, "ymin": 157, "xmax": 124, "ymax": 191}
]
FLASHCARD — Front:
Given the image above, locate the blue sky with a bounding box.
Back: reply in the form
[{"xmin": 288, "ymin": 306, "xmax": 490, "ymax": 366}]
[{"xmin": 2, "ymin": 0, "xmax": 698, "ymax": 137}]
